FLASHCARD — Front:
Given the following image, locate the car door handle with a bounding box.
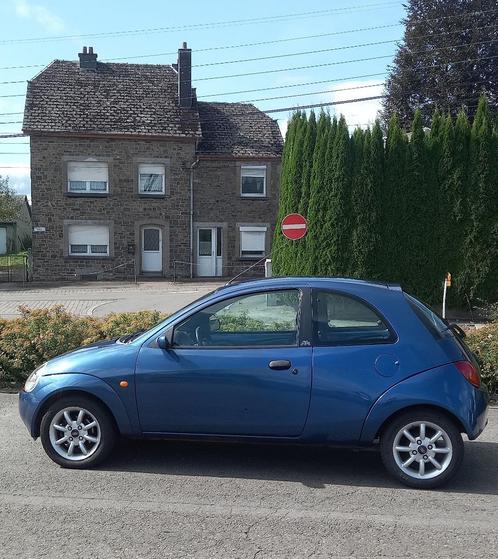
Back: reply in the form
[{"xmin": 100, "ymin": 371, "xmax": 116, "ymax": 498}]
[{"xmin": 268, "ymin": 360, "xmax": 291, "ymax": 370}]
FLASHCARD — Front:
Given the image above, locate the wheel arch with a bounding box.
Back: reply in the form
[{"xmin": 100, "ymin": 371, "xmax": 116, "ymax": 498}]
[
  {"xmin": 33, "ymin": 389, "xmax": 120, "ymax": 439},
  {"xmin": 374, "ymin": 404, "xmax": 467, "ymax": 441}
]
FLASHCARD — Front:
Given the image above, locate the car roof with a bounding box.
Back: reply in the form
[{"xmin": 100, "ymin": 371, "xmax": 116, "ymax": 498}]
[{"xmin": 215, "ymin": 277, "xmax": 402, "ymax": 297}]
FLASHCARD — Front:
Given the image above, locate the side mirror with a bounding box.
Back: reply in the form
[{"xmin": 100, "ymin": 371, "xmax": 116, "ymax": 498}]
[{"xmin": 157, "ymin": 334, "xmax": 171, "ymax": 349}]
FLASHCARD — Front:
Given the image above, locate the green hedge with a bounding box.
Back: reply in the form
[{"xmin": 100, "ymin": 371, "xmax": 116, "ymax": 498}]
[
  {"xmin": 0, "ymin": 307, "xmax": 496, "ymax": 397},
  {"xmin": 466, "ymin": 322, "xmax": 498, "ymax": 396},
  {"xmin": 0, "ymin": 306, "xmax": 165, "ymax": 383}
]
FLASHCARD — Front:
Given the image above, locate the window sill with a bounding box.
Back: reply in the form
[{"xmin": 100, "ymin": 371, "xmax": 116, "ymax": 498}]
[
  {"xmin": 137, "ymin": 194, "xmax": 167, "ymax": 199},
  {"xmin": 240, "ymin": 195, "xmax": 268, "ymax": 200},
  {"xmin": 65, "ymin": 255, "xmax": 113, "ymax": 260},
  {"xmin": 66, "ymin": 193, "xmax": 109, "ymax": 198}
]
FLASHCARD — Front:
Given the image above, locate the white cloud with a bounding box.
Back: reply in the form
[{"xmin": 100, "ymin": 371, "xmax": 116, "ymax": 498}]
[
  {"xmin": 329, "ymin": 80, "xmax": 384, "ymax": 128},
  {"xmin": 14, "ymin": 0, "xmax": 65, "ymax": 33}
]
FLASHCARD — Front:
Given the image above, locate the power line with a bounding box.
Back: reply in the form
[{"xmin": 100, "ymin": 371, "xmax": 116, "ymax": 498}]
[
  {"xmin": 0, "ymin": 112, "xmax": 23, "ymax": 116},
  {"xmin": 0, "ymin": 121, "xmax": 22, "ymax": 125},
  {"xmin": 0, "ymin": 2, "xmax": 400, "ymax": 45}
]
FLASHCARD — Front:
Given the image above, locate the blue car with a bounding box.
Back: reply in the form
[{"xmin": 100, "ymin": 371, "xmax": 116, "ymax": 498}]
[{"xmin": 19, "ymin": 278, "xmax": 488, "ymax": 488}]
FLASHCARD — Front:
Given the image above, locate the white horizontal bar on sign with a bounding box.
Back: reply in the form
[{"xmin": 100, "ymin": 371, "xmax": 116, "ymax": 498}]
[{"xmin": 282, "ymin": 224, "xmax": 306, "ymax": 230}]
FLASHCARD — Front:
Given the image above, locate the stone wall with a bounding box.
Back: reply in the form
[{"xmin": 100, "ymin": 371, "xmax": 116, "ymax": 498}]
[{"xmin": 30, "ymin": 135, "xmax": 280, "ymax": 281}]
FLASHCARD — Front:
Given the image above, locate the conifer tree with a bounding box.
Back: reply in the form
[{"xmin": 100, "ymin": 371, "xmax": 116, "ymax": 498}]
[
  {"xmin": 462, "ymin": 96, "xmax": 498, "ymax": 300},
  {"xmin": 284, "ymin": 113, "xmax": 308, "ymax": 275},
  {"xmin": 382, "ymin": 114, "xmax": 407, "ymax": 284},
  {"xmin": 305, "ymin": 113, "xmax": 332, "ymax": 275},
  {"xmin": 271, "ymin": 112, "xmax": 301, "ymax": 275},
  {"xmin": 368, "ymin": 121, "xmax": 385, "ymax": 279},
  {"xmin": 295, "ymin": 111, "xmax": 317, "ymax": 274},
  {"xmin": 404, "ymin": 109, "xmax": 433, "ymax": 299},
  {"xmin": 321, "ymin": 116, "xmax": 351, "ymax": 276}
]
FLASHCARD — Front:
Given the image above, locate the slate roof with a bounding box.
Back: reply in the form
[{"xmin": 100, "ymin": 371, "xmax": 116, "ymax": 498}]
[
  {"xmin": 23, "ymin": 60, "xmax": 283, "ymax": 158},
  {"xmin": 23, "ymin": 60, "xmax": 201, "ymax": 138},
  {"xmin": 197, "ymin": 102, "xmax": 283, "ymax": 158}
]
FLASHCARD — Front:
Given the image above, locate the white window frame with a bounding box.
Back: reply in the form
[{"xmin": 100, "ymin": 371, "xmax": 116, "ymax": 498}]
[
  {"xmin": 240, "ymin": 226, "xmax": 267, "ymax": 259},
  {"xmin": 138, "ymin": 164, "xmax": 166, "ymax": 195},
  {"xmin": 67, "ymin": 161, "xmax": 109, "ymax": 194},
  {"xmin": 68, "ymin": 224, "xmax": 110, "ymax": 257},
  {"xmin": 240, "ymin": 165, "xmax": 267, "ymax": 198}
]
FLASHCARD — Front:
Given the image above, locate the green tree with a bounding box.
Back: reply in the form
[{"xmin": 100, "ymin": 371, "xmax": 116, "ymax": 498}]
[
  {"xmin": 272, "ymin": 112, "xmax": 301, "ymax": 275},
  {"xmin": 321, "ymin": 116, "xmax": 351, "ymax": 276},
  {"xmin": 381, "ymin": 114, "xmax": 408, "ymax": 283},
  {"xmin": 383, "ymin": 0, "xmax": 498, "ymax": 127},
  {"xmin": 295, "ymin": 111, "xmax": 317, "ymax": 274},
  {"xmin": 284, "ymin": 113, "xmax": 308, "ymax": 275},
  {"xmin": 404, "ymin": 110, "xmax": 434, "ymax": 299},
  {"xmin": 0, "ymin": 175, "xmax": 18, "ymax": 222},
  {"xmin": 368, "ymin": 121, "xmax": 385, "ymax": 279},
  {"xmin": 304, "ymin": 113, "xmax": 332, "ymax": 275},
  {"xmin": 461, "ymin": 96, "xmax": 498, "ymax": 300}
]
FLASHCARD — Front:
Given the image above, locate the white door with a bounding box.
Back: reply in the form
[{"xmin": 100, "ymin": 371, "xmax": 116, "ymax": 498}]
[
  {"xmin": 197, "ymin": 228, "xmax": 222, "ymax": 277},
  {"xmin": 141, "ymin": 227, "xmax": 162, "ymax": 273},
  {"xmin": 0, "ymin": 228, "xmax": 6, "ymax": 255}
]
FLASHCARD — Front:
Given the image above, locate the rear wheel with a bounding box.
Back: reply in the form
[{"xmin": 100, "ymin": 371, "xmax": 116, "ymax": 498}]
[
  {"xmin": 380, "ymin": 410, "xmax": 464, "ymax": 489},
  {"xmin": 40, "ymin": 396, "xmax": 116, "ymax": 468}
]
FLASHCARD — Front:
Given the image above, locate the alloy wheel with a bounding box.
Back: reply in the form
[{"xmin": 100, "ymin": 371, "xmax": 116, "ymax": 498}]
[
  {"xmin": 48, "ymin": 406, "xmax": 101, "ymax": 461},
  {"xmin": 392, "ymin": 420, "xmax": 453, "ymax": 480}
]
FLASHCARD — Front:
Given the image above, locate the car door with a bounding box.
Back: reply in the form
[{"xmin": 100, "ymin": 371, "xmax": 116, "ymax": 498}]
[
  {"xmin": 306, "ymin": 289, "xmax": 400, "ymax": 442},
  {"xmin": 135, "ymin": 288, "xmax": 312, "ymax": 437}
]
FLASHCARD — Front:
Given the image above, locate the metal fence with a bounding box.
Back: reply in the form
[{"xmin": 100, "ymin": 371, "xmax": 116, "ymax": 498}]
[{"xmin": 0, "ymin": 253, "xmax": 29, "ymax": 283}]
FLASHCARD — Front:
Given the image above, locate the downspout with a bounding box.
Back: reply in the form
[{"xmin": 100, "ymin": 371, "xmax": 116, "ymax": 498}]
[{"xmin": 190, "ymin": 157, "xmax": 199, "ymax": 279}]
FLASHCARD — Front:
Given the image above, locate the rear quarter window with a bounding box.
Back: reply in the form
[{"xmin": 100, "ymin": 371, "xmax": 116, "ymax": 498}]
[{"xmin": 404, "ymin": 293, "xmax": 448, "ymax": 337}]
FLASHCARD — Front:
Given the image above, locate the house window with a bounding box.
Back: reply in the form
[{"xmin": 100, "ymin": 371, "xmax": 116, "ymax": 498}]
[
  {"xmin": 67, "ymin": 161, "xmax": 108, "ymax": 194},
  {"xmin": 68, "ymin": 224, "xmax": 110, "ymax": 256},
  {"xmin": 241, "ymin": 165, "xmax": 266, "ymax": 197},
  {"xmin": 138, "ymin": 164, "xmax": 165, "ymax": 195},
  {"xmin": 240, "ymin": 226, "xmax": 266, "ymax": 258}
]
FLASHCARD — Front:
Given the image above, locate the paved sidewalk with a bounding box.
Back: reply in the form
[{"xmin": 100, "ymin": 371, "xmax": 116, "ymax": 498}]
[{"xmin": 0, "ymin": 280, "xmax": 224, "ymax": 318}]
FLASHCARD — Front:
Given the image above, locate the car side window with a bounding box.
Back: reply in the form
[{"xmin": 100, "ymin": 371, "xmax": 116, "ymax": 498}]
[
  {"xmin": 312, "ymin": 290, "xmax": 394, "ymax": 346},
  {"xmin": 173, "ymin": 289, "xmax": 300, "ymax": 348}
]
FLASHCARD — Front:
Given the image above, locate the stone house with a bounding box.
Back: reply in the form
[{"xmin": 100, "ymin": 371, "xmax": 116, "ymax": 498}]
[
  {"xmin": 22, "ymin": 44, "xmax": 282, "ymax": 280},
  {"xmin": 0, "ymin": 195, "xmax": 32, "ymax": 255}
]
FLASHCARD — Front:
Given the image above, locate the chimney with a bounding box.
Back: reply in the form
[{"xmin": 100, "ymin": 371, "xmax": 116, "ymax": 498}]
[
  {"xmin": 78, "ymin": 46, "xmax": 98, "ymax": 71},
  {"xmin": 177, "ymin": 41, "xmax": 192, "ymax": 108}
]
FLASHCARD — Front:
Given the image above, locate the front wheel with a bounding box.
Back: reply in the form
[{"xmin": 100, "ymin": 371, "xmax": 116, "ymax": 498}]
[
  {"xmin": 380, "ymin": 410, "xmax": 464, "ymax": 489},
  {"xmin": 40, "ymin": 396, "xmax": 116, "ymax": 468}
]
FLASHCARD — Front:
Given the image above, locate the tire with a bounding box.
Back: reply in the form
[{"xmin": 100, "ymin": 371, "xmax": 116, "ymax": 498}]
[
  {"xmin": 380, "ymin": 409, "xmax": 464, "ymax": 489},
  {"xmin": 40, "ymin": 395, "xmax": 116, "ymax": 469}
]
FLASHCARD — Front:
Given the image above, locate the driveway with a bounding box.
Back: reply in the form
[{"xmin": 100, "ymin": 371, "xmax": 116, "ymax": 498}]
[
  {"xmin": 0, "ymin": 393, "xmax": 497, "ymax": 558},
  {"xmin": 0, "ymin": 280, "xmax": 224, "ymax": 318}
]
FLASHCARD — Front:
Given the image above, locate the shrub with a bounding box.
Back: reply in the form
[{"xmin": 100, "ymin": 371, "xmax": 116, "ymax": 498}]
[
  {"xmin": 466, "ymin": 322, "xmax": 498, "ymax": 396},
  {"xmin": 0, "ymin": 307, "xmax": 166, "ymax": 384}
]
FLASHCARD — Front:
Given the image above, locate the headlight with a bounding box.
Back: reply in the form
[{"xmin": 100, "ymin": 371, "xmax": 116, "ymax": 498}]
[{"xmin": 24, "ymin": 363, "xmax": 47, "ymax": 392}]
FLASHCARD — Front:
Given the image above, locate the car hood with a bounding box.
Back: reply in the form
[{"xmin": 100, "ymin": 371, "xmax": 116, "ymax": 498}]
[{"xmin": 42, "ymin": 338, "xmax": 139, "ymax": 378}]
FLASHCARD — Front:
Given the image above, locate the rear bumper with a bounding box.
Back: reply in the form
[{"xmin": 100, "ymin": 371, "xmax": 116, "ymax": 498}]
[{"xmin": 467, "ymin": 384, "xmax": 489, "ymax": 440}]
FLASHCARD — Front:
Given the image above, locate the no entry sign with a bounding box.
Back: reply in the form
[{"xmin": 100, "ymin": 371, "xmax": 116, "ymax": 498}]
[{"xmin": 281, "ymin": 213, "xmax": 307, "ymax": 240}]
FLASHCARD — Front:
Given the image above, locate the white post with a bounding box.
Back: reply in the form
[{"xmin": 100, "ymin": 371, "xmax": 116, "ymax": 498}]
[{"xmin": 442, "ymin": 278, "xmax": 447, "ymax": 319}]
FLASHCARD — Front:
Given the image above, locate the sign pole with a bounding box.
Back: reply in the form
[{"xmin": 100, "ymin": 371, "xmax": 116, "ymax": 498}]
[{"xmin": 442, "ymin": 272, "xmax": 451, "ymax": 319}]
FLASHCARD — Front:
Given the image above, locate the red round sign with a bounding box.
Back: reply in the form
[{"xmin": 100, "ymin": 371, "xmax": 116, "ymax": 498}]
[{"xmin": 281, "ymin": 213, "xmax": 307, "ymax": 240}]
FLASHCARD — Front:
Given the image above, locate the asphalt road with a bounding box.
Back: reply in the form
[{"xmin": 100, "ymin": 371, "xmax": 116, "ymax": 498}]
[{"xmin": 1, "ymin": 393, "xmax": 497, "ymax": 559}]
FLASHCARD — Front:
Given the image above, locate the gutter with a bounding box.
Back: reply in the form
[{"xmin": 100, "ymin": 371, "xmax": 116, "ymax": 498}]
[{"xmin": 189, "ymin": 158, "xmax": 199, "ymax": 279}]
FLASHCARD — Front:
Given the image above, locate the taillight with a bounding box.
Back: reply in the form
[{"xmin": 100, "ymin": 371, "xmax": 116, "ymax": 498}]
[{"xmin": 454, "ymin": 360, "xmax": 481, "ymax": 388}]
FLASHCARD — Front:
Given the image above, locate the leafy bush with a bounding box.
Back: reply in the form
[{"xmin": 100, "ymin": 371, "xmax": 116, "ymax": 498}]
[
  {"xmin": 466, "ymin": 322, "xmax": 498, "ymax": 396},
  {"xmin": 0, "ymin": 307, "xmax": 166, "ymax": 384}
]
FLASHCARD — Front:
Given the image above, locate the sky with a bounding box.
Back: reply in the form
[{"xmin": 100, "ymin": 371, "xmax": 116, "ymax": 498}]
[{"xmin": 0, "ymin": 0, "xmax": 407, "ymax": 197}]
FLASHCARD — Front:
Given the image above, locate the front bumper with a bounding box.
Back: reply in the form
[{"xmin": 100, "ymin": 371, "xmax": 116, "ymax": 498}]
[{"xmin": 19, "ymin": 388, "xmax": 43, "ymax": 439}]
